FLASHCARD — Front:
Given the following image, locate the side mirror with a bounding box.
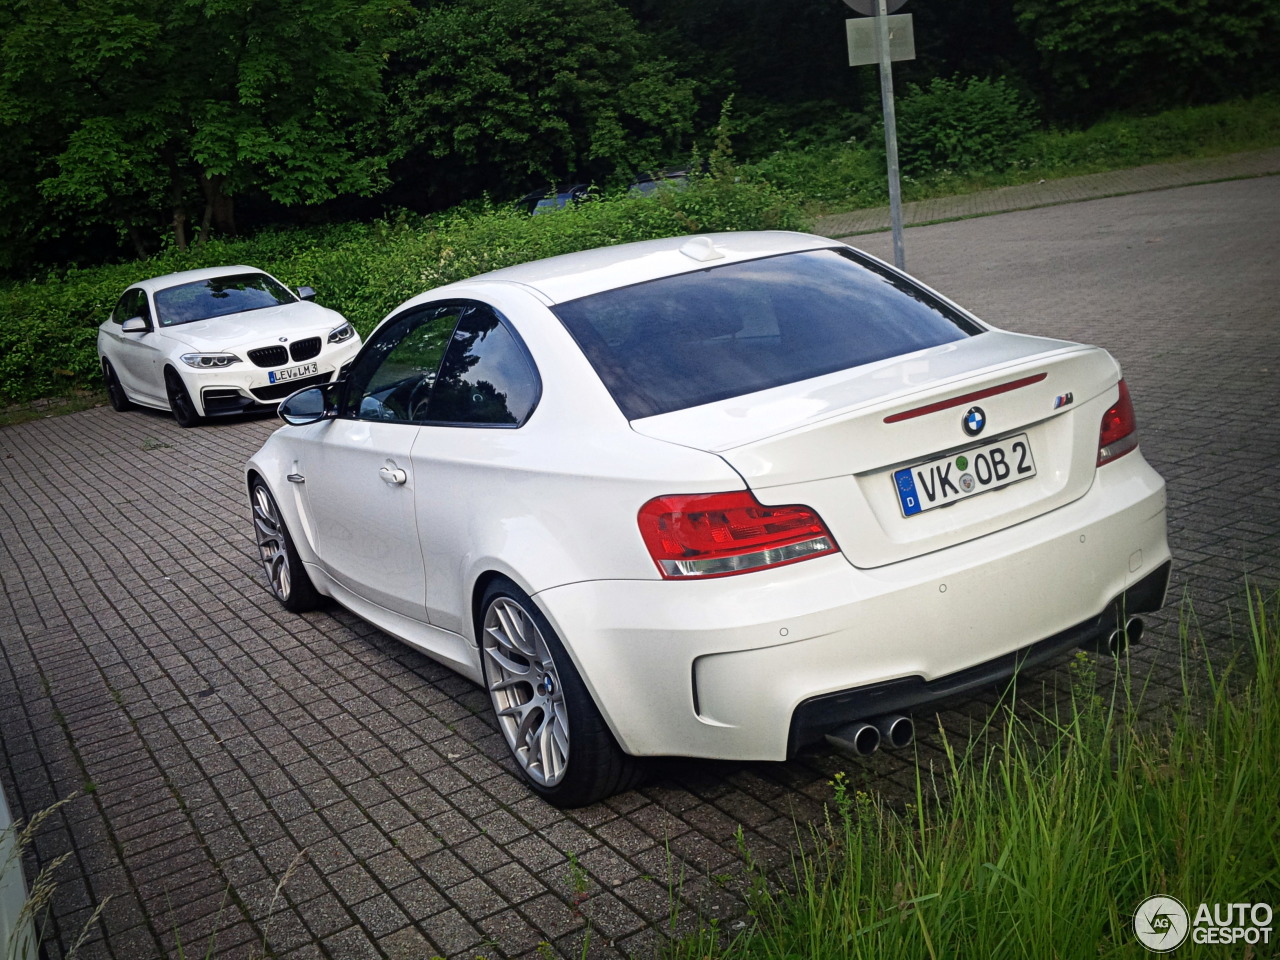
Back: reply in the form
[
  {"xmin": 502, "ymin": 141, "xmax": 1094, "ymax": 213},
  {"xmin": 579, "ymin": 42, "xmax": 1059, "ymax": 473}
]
[
  {"xmin": 279, "ymin": 384, "xmax": 337, "ymax": 425},
  {"xmin": 297, "ymin": 286, "xmax": 317, "ymax": 302},
  {"xmin": 121, "ymin": 316, "xmax": 148, "ymax": 333}
]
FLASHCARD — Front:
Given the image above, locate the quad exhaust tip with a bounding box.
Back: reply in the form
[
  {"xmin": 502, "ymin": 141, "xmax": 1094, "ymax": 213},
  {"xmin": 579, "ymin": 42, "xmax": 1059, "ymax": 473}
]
[
  {"xmin": 875, "ymin": 714, "xmax": 915, "ymax": 750},
  {"xmin": 1105, "ymin": 615, "xmax": 1145, "ymax": 656},
  {"xmin": 824, "ymin": 714, "xmax": 914, "ymax": 757}
]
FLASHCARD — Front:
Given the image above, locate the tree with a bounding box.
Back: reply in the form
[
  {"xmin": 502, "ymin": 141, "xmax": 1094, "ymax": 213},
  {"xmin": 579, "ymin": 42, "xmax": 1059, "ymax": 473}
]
[
  {"xmin": 0, "ymin": 0, "xmax": 400, "ymax": 255},
  {"xmin": 1014, "ymin": 0, "xmax": 1280, "ymax": 118},
  {"xmin": 385, "ymin": 0, "xmax": 698, "ymax": 208}
]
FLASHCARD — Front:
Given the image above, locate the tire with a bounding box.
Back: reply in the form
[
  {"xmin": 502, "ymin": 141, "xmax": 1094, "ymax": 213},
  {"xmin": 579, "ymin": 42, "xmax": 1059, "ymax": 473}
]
[
  {"xmin": 250, "ymin": 480, "xmax": 321, "ymax": 613},
  {"xmin": 479, "ymin": 577, "xmax": 643, "ymax": 807},
  {"xmin": 165, "ymin": 368, "xmax": 202, "ymax": 427},
  {"xmin": 101, "ymin": 359, "xmax": 133, "ymax": 412}
]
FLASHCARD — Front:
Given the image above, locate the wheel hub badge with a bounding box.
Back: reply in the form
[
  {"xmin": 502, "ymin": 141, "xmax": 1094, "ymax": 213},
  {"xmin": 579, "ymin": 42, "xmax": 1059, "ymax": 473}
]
[{"xmin": 541, "ymin": 675, "xmax": 554, "ymax": 696}]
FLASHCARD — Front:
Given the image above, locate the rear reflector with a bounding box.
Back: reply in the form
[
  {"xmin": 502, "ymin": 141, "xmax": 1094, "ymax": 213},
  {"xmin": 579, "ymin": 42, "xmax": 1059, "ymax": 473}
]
[
  {"xmin": 638, "ymin": 492, "xmax": 838, "ymax": 579},
  {"xmin": 1097, "ymin": 379, "xmax": 1139, "ymax": 466}
]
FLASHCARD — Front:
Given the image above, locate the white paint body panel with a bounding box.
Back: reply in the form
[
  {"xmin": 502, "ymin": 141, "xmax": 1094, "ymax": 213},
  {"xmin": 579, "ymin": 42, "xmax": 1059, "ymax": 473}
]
[
  {"xmin": 97, "ymin": 265, "xmax": 360, "ymax": 417},
  {"xmin": 246, "ymin": 231, "xmax": 1170, "ymax": 762}
]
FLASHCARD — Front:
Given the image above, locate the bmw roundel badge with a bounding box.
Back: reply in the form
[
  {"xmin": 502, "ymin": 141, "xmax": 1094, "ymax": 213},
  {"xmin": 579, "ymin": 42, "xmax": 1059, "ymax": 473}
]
[{"xmin": 963, "ymin": 406, "xmax": 986, "ymax": 436}]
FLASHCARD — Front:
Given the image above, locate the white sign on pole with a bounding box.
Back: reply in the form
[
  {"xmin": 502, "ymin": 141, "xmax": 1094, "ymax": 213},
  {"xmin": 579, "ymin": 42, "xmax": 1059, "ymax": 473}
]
[
  {"xmin": 842, "ymin": 0, "xmax": 910, "ymax": 270},
  {"xmin": 846, "ymin": 14, "xmax": 914, "ymax": 67}
]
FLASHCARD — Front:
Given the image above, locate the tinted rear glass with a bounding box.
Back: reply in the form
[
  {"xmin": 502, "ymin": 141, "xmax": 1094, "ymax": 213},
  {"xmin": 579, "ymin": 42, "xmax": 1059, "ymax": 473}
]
[{"xmin": 552, "ymin": 248, "xmax": 983, "ymax": 419}]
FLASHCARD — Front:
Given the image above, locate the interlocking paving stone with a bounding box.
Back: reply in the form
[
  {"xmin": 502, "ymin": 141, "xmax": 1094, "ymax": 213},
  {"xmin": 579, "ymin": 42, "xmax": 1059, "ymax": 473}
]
[{"xmin": 2, "ymin": 165, "xmax": 1278, "ymax": 958}]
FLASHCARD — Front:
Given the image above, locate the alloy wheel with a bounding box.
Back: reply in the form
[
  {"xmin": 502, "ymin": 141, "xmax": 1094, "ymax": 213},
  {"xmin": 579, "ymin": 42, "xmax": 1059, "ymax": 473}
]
[
  {"xmin": 252, "ymin": 484, "xmax": 293, "ymax": 602},
  {"xmin": 483, "ymin": 596, "xmax": 570, "ymax": 787}
]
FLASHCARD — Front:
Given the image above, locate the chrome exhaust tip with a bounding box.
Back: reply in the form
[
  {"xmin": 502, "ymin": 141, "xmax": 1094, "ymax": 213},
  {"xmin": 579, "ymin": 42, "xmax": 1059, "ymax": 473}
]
[
  {"xmin": 875, "ymin": 714, "xmax": 914, "ymax": 749},
  {"xmin": 1104, "ymin": 615, "xmax": 1145, "ymax": 656},
  {"xmin": 825, "ymin": 721, "xmax": 881, "ymax": 757},
  {"xmin": 1125, "ymin": 615, "xmax": 1145, "ymax": 647}
]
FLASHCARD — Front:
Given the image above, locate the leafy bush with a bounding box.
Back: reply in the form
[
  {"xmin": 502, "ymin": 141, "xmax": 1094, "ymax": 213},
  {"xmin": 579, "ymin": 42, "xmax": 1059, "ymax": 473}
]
[
  {"xmin": 0, "ymin": 177, "xmax": 808, "ymax": 405},
  {"xmin": 744, "ymin": 142, "xmax": 888, "ymax": 211},
  {"xmin": 892, "ymin": 75, "xmax": 1037, "ymax": 177}
]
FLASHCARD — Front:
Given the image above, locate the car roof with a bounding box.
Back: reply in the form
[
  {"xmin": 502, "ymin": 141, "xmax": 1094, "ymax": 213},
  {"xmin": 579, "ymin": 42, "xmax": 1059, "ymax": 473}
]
[
  {"xmin": 446, "ymin": 231, "xmax": 838, "ymax": 305},
  {"xmin": 129, "ymin": 265, "xmax": 270, "ymax": 295}
]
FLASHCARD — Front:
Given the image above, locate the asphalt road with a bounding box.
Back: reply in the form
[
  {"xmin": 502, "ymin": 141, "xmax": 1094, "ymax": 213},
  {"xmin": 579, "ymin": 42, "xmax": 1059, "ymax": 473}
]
[{"xmin": 1, "ymin": 175, "xmax": 1277, "ymax": 959}]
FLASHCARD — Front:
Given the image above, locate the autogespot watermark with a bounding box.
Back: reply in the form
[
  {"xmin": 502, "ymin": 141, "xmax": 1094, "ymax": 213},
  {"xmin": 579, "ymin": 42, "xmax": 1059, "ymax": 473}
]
[{"xmin": 1133, "ymin": 895, "xmax": 1274, "ymax": 952}]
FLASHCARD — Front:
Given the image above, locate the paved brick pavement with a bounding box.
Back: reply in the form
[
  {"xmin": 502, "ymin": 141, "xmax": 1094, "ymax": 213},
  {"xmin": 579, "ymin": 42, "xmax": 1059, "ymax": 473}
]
[{"xmin": 2, "ymin": 170, "xmax": 1278, "ymax": 959}]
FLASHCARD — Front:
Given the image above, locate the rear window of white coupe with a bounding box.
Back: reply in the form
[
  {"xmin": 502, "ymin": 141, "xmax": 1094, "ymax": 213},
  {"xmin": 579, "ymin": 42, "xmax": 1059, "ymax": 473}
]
[{"xmin": 552, "ymin": 248, "xmax": 984, "ymax": 419}]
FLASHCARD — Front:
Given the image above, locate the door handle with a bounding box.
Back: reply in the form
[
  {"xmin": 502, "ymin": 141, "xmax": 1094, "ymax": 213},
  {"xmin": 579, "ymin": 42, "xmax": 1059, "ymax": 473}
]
[{"xmin": 379, "ymin": 465, "xmax": 407, "ymax": 485}]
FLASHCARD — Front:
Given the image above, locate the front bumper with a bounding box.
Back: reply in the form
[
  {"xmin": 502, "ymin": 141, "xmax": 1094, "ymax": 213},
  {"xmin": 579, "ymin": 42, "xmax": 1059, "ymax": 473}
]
[
  {"xmin": 192, "ymin": 339, "xmax": 360, "ymax": 416},
  {"xmin": 534, "ymin": 451, "xmax": 1170, "ymax": 761}
]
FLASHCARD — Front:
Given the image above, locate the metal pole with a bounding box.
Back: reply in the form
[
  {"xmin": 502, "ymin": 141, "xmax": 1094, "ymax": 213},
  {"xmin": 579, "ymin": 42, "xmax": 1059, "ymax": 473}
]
[{"xmin": 875, "ymin": 0, "xmax": 905, "ymax": 270}]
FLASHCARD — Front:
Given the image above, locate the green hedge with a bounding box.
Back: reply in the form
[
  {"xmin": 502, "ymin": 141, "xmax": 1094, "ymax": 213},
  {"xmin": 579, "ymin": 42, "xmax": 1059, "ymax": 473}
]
[{"xmin": 0, "ymin": 175, "xmax": 809, "ymax": 405}]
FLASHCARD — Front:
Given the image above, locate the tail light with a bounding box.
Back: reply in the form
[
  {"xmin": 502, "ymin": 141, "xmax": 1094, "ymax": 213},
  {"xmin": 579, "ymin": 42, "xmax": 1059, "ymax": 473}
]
[
  {"xmin": 1097, "ymin": 379, "xmax": 1139, "ymax": 466},
  {"xmin": 638, "ymin": 491, "xmax": 838, "ymax": 579}
]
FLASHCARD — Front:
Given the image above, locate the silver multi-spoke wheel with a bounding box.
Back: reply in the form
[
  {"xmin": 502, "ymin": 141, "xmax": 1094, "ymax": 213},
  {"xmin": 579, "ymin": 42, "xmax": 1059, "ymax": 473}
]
[
  {"xmin": 252, "ymin": 484, "xmax": 293, "ymax": 601},
  {"xmin": 483, "ymin": 596, "xmax": 570, "ymax": 787}
]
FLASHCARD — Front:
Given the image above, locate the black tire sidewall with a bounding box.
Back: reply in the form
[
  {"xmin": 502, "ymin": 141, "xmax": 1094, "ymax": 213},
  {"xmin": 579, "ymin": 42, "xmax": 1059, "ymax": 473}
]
[
  {"xmin": 252, "ymin": 480, "xmax": 320, "ymax": 613},
  {"xmin": 102, "ymin": 359, "xmax": 132, "ymax": 412},
  {"xmin": 165, "ymin": 369, "xmax": 201, "ymax": 427},
  {"xmin": 479, "ymin": 577, "xmax": 635, "ymax": 807}
]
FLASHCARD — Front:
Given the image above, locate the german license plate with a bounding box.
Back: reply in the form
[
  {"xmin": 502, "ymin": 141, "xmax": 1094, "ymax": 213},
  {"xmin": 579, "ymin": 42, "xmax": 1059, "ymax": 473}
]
[
  {"xmin": 268, "ymin": 361, "xmax": 318, "ymax": 384},
  {"xmin": 894, "ymin": 433, "xmax": 1036, "ymax": 517}
]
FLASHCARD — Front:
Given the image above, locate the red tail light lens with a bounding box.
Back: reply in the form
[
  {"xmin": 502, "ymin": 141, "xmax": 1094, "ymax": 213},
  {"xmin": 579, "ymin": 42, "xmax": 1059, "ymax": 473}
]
[
  {"xmin": 1097, "ymin": 379, "xmax": 1139, "ymax": 466},
  {"xmin": 638, "ymin": 491, "xmax": 838, "ymax": 579}
]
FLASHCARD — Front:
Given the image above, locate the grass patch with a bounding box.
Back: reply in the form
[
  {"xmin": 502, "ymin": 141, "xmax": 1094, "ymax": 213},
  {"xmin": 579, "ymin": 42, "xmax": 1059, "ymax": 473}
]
[
  {"xmin": 747, "ymin": 94, "xmax": 1280, "ymax": 214},
  {"xmin": 669, "ymin": 589, "xmax": 1280, "ymax": 959},
  {"xmin": 0, "ymin": 390, "xmax": 106, "ymax": 428}
]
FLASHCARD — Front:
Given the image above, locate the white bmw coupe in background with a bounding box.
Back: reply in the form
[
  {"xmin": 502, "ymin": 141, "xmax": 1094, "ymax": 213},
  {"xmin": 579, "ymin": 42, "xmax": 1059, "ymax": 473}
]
[
  {"xmin": 246, "ymin": 232, "xmax": 1170, "ymax": 807},
  {"xmin": 97, "ymin": 265, "xmax": 361, "ymax": 427}
]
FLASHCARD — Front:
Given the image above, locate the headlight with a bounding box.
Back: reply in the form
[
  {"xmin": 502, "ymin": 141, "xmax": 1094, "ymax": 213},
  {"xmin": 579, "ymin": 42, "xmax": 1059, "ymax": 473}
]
[
  {"xmin": 180, "ymin": 353, "xmax": 241, "ymax": 369},
  {"xmin": 328, "ymin": 322, "xmax": 355, "ymax": 344}
]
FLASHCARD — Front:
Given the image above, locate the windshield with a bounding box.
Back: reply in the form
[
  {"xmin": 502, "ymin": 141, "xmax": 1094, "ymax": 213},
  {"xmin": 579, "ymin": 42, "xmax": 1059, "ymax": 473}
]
[
  {"xmin": 154, "ymin": 273, "xmax": 297, "ymax": 327},
  {"xmin": 552, "ymin": 248, "xmax": 984, "ymax": 419}
]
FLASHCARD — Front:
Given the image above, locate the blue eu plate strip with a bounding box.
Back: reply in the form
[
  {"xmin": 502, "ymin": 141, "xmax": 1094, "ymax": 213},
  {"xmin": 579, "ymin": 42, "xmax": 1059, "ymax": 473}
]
[{"xmin": 895, "ymin": 467, "xmax": 922, "ymax": 516}]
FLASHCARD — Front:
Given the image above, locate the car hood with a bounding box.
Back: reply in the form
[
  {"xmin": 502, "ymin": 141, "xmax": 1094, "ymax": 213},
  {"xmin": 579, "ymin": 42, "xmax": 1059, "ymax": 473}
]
[{"xmin": 161, "ymin": 302, "xmax": 347, "ymax": 351}]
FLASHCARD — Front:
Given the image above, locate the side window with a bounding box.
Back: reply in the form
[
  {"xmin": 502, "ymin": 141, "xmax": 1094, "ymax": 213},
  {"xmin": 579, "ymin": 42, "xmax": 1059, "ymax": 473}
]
[
  {"xmin": 343, "ymin": 305, "xmax": 463, "ymax": 422},
  {"xmin": 423, "ymin": 306, "xmax": 539, "ymax": 426},
  {"xmin": 112, "ymin": 290, "xmax": 142, "ymax": 325}
]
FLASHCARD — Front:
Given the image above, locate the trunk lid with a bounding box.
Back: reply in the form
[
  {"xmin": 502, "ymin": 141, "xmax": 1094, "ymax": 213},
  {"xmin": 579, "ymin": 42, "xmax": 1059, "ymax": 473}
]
[{"xmin": 631, "ymin": 330, "xmax": 1121, "ymax": 568}]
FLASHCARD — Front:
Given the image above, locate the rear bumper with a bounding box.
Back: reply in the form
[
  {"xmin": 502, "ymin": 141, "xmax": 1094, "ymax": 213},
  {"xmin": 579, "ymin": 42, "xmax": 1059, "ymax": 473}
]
[
  {"xmin": 534, "ymin": 450, "xmax": 1169, "ymax": 761},
  {"xmin": 787, "ymin": 559, "xmax": 1170, "ymax": 754}
]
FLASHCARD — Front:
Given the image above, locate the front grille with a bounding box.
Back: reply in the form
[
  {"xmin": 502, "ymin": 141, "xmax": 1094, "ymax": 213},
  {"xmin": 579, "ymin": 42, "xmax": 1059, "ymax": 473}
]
[
  {"xmin": 250, "ymin": 371, "xmax": 334, "ymax": 402},
  {"xmin": 290, "ymin": 337, "xmax": 321, "ymax": 362},
  {"xmin": 248, "ymin": 346, "xmax": 288, "ymax": 368}
]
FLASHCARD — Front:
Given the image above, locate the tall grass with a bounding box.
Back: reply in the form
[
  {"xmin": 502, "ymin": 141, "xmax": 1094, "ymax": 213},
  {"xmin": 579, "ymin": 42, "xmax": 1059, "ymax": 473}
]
[
  {"xmin": 672, "ymin": 589, "xmax": 1280, "ymax": 959},
  {"xmin": 2, "ymin": 795, "xmax": 109, "ymax": 960}
]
